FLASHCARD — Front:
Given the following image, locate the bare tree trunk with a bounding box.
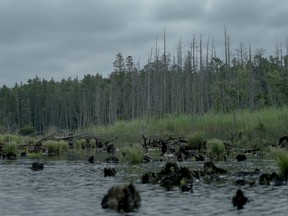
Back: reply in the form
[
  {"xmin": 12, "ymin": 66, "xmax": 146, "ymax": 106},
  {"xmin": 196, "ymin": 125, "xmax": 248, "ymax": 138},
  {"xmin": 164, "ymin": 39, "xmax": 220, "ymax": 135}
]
[
  {"xmin": 286, "ymin": 37, "xmax": 288, "ymax": 55},
  {"xmin": 263, "ymin": 69, "xmax": 275, "ymax": 108},
  {"xmin": 163, "ymin": 29, "xmax": 168, "ymax": 113},
  {"xmin": 248, "ymin": 44, "xmax": 255, "ymax": 110},
  {"xmin": 199, "ymin": 34, "xmax": 206, "ymax": 114}
]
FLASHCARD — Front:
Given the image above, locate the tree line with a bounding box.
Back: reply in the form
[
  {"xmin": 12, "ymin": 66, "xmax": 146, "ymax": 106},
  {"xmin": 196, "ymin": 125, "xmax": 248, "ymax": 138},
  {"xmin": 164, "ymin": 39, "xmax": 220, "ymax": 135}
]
[{"xmin": 0, "ymin": 34, "xmax": 288, "ymax": 134}]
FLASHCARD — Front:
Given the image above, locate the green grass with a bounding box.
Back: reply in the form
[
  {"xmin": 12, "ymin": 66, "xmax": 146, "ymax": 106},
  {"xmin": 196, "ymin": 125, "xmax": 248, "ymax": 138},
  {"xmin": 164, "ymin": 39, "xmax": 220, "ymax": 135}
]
[
  {"xmin": 207, "ymin": 138, "xmax": 226, "ymax": 160},
  {"xmin": 88, "ymin": 119, "xmax": 147, "ymax": 144},
  {"xmin": 74, "ymin": 138, "xmax": 87, "ymax": 150},
  {"xmin": 4, "ymin": 141, "xmax": 17, "ymax": 156},
  {"xmin": 121, "ymin": 144, "xmax": 144, "ymax": 164},
  {"xmin": 276, "ymin": 150, "xmax": 288, "ymax": 176},
  {"xmin": 2, "ymin": 106, "xmax": 288, "ymax": 157},
  {"xmin": 0, "ymin": 134, "xmax": 23, "ymax": 143},
  {"xmin": 28, "ymin": 152, "xmax": 43, "ymax": 159},
  {"xmin": 90, "ymin": 138, "xmax": 96, "ymax": 148},
  {"xmin": 187, "ymin": 132, "xmax": 205, "ymax": 149},
  {"xmin": 43, "ymin": 140, "xmax": 69, "ymax": 155},
  {"xmin": 89, "ymin": 107, "xmax": 288, "ymax": 148}
]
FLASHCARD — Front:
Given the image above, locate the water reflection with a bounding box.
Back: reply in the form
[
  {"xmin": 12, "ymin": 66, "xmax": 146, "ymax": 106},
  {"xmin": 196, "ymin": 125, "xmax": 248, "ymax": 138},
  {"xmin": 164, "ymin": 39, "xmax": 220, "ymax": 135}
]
[{"xmin": 0, "ymin": 157, "xmax": 287, "ymax": 215}]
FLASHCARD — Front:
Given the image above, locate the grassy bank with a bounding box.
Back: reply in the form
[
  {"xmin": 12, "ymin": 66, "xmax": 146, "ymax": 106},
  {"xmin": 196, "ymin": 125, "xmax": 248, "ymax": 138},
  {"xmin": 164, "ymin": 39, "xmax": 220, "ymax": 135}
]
[
  {"xmin": 90, "ymin": 106, "xmax": 288, "ymax": 146},
  {"xmin": 1, "ymin": 107, "xmax": 288, "ymax": 159}
]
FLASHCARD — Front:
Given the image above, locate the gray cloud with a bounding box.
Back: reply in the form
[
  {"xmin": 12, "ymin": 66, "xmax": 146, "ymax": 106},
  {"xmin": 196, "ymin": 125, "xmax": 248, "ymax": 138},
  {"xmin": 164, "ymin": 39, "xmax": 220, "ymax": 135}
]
[{"xmin": 0, "ymin": 0, "xmax": 287, "ymax": 87}]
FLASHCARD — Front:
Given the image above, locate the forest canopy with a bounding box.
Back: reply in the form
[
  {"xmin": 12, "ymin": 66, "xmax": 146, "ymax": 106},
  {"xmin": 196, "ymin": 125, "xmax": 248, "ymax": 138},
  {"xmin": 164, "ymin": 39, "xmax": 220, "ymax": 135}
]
[{"xmin": 0, "ymin": 34, "xmax": 288, "ymax": 134}]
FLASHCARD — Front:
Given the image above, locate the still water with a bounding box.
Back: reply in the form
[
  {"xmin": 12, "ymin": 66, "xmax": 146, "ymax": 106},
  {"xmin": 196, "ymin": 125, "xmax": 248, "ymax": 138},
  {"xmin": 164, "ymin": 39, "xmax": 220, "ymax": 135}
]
[{"xmin": 0, "ymin": 157, "xmax": 288, "ymax": 216}]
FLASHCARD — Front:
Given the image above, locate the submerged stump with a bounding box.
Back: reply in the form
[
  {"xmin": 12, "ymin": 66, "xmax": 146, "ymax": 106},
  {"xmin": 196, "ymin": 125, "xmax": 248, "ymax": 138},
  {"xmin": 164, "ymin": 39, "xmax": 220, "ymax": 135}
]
[
  {"xmin": 104, "ymin": 167, "xmax": 116, "ymax": 177},
  {"xmin": 88, "ymin": 156, "xmax": 94, "ymax": 164},
  {"xmin": 101, "ymin": 183, "xmax": 141, "ymax": 212},
  {"xmin": 142, "ymin": 162, "xmax": 194, "ymax": 192},
  {"xmin": 31, "ymin": 162, "xmax": 44, "ymax": 171},
  {"xmin": 236, "ymin": 154, "xmax": 247, "ymax": 161},
  {"xmin": 232, "ymin": 189, "xmax": 248, "ymax": 209}
]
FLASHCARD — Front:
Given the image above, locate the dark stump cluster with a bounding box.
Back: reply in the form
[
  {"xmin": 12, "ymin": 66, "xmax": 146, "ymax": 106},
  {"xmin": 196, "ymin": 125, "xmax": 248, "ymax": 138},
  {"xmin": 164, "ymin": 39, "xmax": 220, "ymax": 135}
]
[
  {"xmin": 141, "ymin": 162, "xmax": 194, "ymax": 192},
  {"xmin": 101, "ymin": 183, "xmax": 141, "ymax": 212}
]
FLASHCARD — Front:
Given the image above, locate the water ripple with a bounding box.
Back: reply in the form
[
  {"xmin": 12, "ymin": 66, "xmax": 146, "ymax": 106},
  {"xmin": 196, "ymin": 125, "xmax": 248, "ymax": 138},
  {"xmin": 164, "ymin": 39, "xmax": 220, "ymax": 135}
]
[{"xmin": 0, "ymin": 158, "xmax": 287, "ymax": 215}]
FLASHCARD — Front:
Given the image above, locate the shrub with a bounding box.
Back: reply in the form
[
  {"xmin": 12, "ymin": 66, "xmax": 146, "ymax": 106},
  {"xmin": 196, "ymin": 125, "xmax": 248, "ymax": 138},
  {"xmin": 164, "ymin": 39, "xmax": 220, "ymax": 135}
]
[{"xmin": 19, "ymin": 123, "xmax": 35, "ymax": 136}]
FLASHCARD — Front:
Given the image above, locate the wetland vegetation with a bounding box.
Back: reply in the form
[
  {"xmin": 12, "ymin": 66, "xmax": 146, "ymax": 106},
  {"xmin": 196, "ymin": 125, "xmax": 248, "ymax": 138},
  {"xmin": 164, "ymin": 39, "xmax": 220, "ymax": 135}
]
[
  {"xmin": 1, "ymin": 107, "xmax": 288, "ymax": 162},
  {"xmin": 1, "ymin": 33, "xmax": 288, "ymax": 214}
]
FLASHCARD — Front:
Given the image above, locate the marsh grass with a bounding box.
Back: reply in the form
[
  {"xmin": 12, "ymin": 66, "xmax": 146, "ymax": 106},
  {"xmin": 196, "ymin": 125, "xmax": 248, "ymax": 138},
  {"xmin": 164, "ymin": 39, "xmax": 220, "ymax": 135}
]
[
  {"xmin": 90, "ymin": 139, "xmax": 96, "ymax": 148},
  {"xmin": 187, "ymin": 132, "xmax": 205, "ymax": 149},
  {"xmin": 0, "ymin": 134, "xmax": 23, "ymax": 143},
  {"xmin": 4, "ymin": 141, "xmax": 17, "ymax": 156},
  {"xmin": 74, "ymin": 139, "xmax": 87, "ymax": 150},
  {"xmin": 43, "ymin": 140, "xmax": 69, "ymax": 155},
  {"xmin": 149, "ymin": 114, "xmax": 193, "ymax": 137},
  {"xmin": 89, "ymin": 119, "xmax": 147, "ymax": 144},
  {"xmin": 2, "ymin": 107, "xmax": 288, "ymax": 156},
  {"xmin": 121, "ymin": 144, "xmax": 144, "ymax": 164},
  {"xmin": 207, "ymin": 138, "xmax": 226, "ymax": 160},
  {"xmin": 0, "ymin": 134, "xmax": 36, "ymax": 153},
  {"xmin": 28, "ymin": 152, "xmax": 43, "ymax": 159},
  {"xmin": 91, "ymin": 107, "xmax": 288, "ymax": 149},
  {"xmin": 59, "ymin": 140, "xmax": 69, "ymax": 152},
  {"xmin": 275, "ymin": 150, "xmax": 288, "ymax": 176}
]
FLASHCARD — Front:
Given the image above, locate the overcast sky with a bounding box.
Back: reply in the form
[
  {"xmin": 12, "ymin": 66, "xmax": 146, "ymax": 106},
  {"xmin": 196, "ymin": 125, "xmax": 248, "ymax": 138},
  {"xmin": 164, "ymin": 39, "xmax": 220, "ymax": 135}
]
[{"xmin": 0, "ymin": 0, "xmax": 287, "ymax": 87}]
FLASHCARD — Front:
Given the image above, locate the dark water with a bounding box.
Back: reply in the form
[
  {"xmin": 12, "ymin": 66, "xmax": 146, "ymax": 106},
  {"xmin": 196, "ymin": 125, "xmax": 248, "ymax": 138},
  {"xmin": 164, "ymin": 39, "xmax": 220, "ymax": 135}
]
[{"xmin": 1, "ymin": 157, "xmax": 288, "ymax": 216}]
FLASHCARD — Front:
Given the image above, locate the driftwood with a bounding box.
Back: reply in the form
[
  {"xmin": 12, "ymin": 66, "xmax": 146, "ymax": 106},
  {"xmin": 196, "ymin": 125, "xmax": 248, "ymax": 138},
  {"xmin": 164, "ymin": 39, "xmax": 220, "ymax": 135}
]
[
  {"xmin": 23, "ymin": 132, "xmax": 118, "ymax": 152},
  {"xmin": 142, "ymin": 135, "xmax": 187, "ymax": 148},
  {"xmin": 142, "ymin": 135, "xmax": 203, "ymax": 161}
]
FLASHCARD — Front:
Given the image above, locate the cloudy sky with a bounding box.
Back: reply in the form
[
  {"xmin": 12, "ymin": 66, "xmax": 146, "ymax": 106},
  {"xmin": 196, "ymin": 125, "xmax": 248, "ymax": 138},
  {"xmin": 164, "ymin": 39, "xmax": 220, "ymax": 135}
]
[{"xmin": 0, "ymin": 0, "xmax": 287, "ymax": 87}]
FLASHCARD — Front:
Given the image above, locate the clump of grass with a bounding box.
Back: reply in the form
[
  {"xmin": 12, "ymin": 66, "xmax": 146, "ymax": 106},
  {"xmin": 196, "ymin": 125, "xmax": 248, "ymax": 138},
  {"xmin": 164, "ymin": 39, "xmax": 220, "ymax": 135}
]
[
  {"xmin": 276, "ymin": 150, "xmax": 288, "ymax": 176},
  {"xmin": 43, "ymin": 140, "xmax": 59, "ymax": 155},
  {"xmin": 0, "ymin": 134, "xmax": 22, "ymax": 143},
  {"xmin": 4, "ymin": 141, "xmax": 17, "ymax": 156},
  {"xmin": 148, "ymin": 114, "xmax": 195, "ymax": 137},
  {"xmin": 207, "ymin": 138, "xmax": 226, "ymax": 160},
  {"xmin": 187, "ymin": 132, "xmax": 205, "ymax": 150},
  {"xmin": 90, "ymin": 139, "xmax": 96, "ymax": 148},
  {"xmin": 28, "ymin": 152, "xmax": 43, "ymax": 159},
  {"xmin": 74, "ymin": 139, "xmax": 87, "ymax": 150},
  {"xmin": 121, "ymin": 144, "xmax": 144, "ymax": 164},
  {"xmin": 234, "ymin": 134, "xmax": 252, "ymax": 148},
  {"xmin": 43, "ymin": 140, "xmax": 69, "ymax": 155},
  {"xmin": 59, "ymin": 140, "xmax": 69, "ymax": 152}
]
